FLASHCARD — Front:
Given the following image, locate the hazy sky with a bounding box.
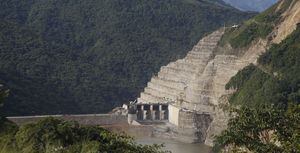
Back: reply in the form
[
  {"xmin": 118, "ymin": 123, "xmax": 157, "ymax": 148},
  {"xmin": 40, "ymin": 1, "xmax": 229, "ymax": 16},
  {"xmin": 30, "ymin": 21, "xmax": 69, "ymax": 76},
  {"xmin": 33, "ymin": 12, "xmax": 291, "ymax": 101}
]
[{"xmin": 223, "ymin": 0, "xmax": 278, "ymax": 12}]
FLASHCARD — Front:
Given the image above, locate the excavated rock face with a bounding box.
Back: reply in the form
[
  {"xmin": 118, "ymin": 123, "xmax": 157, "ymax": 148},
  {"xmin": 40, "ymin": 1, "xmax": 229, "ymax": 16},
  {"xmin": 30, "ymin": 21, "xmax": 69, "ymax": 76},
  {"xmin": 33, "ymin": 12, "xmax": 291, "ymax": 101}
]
[
  {"xmin": 273, "ymin": 0, "xmax": 300, "ymax": 43},
  {"xmin": 138, "ymin": 30, "xmax": 225, "ymax": 108},
  {"xmin": 137, "ymin": 0, "xmax": 300, "ymax": 145},
  {"xmin": 137, "ymin": 29, "xmax": 267, "ymax": 143}
]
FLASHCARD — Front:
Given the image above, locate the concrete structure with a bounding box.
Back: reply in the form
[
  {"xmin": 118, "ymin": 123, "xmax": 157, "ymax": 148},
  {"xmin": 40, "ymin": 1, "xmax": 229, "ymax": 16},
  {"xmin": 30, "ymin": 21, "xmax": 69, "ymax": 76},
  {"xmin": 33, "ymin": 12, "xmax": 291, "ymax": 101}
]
[
  {"xmin": 127, "ymin": 114, "xmax": 137, "ymax": 125},
  {"xmin": 168, "ymin": 104, "xmax": 180, "ymax": 126},
  {"xmin": 7, "ymin": 114, "xmax": 127, "ymax": 126},
  {"xmin": 136, "ymin": 103, "xmax": 168, "ymax": 121}
]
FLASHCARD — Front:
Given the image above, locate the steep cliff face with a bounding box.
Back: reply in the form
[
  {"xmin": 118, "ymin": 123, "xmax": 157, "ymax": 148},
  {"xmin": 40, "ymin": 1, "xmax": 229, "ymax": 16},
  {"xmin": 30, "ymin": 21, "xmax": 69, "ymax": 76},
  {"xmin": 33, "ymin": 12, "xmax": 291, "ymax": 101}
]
[
  {"xmin": 272, "ymin": 0, "xmax": 300, "ymax": 43},
  {"xmin": 137, "ymin": 0, "xmax": 300, "ymax": 145}
]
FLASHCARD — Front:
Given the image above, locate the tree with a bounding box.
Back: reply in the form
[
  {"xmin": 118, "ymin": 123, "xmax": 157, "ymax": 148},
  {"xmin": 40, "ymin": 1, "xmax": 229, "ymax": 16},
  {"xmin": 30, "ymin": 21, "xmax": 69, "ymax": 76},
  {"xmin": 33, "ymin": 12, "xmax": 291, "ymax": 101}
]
[
  {"xmin": 0, "ymin": 85, "xmax": 8, "ymax": 108},
  {"xmin": 0, "ymin": 84, "xmax": 9, "ymax": 122},
  {"xmin": 213, "ymin": 104, "xmax": 300, "ymax": 153},
  {"xmin": 12, "ymin": 118, "xmax": 169, "ymax": 153}
]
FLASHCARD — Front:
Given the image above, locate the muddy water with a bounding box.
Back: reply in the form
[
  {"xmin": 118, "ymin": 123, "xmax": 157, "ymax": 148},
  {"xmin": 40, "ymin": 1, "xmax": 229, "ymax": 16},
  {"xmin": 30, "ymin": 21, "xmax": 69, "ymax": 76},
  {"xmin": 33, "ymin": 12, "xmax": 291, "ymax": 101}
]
[{"xmin": 136, "ymin": 137, "xmax": 211, "ymax": 153}]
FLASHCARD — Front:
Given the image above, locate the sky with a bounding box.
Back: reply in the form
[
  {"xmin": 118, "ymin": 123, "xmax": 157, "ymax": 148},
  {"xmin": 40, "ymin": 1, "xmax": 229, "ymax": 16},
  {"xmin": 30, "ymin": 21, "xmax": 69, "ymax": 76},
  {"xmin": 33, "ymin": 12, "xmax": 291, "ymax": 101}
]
[{"xmin": 223, "ymin": 0, "xmax": 278, "ymax": 12}]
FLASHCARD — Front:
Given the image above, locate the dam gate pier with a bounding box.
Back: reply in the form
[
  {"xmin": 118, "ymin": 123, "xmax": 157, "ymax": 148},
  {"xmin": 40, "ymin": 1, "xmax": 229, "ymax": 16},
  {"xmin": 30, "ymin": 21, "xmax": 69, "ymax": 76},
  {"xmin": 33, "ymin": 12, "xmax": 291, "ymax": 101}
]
[{"xmin": 136, "ymin": 103, "xmax": 169, "ymax": 121}]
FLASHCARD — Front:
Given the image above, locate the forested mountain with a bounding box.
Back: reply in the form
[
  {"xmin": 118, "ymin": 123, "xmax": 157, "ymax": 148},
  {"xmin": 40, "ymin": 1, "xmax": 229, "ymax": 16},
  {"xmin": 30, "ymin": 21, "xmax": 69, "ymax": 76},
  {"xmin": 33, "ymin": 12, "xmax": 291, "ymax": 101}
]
[
  {"xmin": 0, "ymin": 0, "xmax": 254, "ymax": 116},
  {"xmin": 213, "ymin": 0, "xmax": 300, "ymax": 152},
  {"xmin": 215, "ymin": 24, "xmax": 300, "ymax": 153},
  {"xmin": 223, "ymin": 0, "xmax": 278, "ymax": 12}
]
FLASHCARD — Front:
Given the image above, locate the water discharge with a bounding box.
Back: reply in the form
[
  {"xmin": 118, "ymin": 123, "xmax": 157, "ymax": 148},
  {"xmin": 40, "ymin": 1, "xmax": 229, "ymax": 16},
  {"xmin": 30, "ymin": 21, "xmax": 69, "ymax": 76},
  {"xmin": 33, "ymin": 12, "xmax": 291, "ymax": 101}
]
[{"xmin": 136, "ymin": 137, "xmax": 211, "ymax": 153}]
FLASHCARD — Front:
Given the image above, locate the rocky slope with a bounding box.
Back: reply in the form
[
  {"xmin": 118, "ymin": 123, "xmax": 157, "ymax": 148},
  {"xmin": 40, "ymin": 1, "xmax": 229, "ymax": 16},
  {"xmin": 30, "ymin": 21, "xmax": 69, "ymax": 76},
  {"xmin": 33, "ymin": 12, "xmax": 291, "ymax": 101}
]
[
  {"xmin": 138, "ymin": 30, "xmax": 225, "ymax": 110},
  {"xmin": 207, "ymin": 0, "xmax": 300, "ymax": 145},
  {"xmin": 137, "ymin": 0, "xmax": 300, "ymax": 145}
]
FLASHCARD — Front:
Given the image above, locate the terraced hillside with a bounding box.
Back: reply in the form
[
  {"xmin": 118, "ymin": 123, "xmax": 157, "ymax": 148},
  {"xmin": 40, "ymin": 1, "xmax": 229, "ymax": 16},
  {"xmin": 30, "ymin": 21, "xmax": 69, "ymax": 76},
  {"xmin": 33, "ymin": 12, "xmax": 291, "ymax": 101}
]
[{"xmin": 137, "ymin": 0, "xmax": 300, "ymax": 145}]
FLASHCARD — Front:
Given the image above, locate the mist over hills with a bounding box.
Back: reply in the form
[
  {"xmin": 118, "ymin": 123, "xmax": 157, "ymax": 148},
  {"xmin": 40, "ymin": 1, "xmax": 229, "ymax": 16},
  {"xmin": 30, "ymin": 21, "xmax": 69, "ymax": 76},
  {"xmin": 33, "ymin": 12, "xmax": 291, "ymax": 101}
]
[{"xmin": 223, "ymin": 0, "xmax": 278, "ymax": 12}]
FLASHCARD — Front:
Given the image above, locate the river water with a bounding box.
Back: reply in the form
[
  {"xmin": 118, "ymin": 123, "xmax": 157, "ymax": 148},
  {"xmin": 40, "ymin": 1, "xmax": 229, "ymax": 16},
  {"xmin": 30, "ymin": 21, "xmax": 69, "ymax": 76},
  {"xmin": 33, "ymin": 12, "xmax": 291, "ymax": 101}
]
[{"xmin": 136, "ymin": 137, "xmax": 211, "ymax": 153}]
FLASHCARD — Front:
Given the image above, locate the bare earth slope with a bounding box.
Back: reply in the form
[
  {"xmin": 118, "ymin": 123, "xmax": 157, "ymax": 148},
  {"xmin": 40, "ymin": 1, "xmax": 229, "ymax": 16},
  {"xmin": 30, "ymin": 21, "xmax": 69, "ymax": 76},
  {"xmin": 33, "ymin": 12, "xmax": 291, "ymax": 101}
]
[{"xmin": 137, "ymin": 0, "xmax": 300, "ymax": 145}]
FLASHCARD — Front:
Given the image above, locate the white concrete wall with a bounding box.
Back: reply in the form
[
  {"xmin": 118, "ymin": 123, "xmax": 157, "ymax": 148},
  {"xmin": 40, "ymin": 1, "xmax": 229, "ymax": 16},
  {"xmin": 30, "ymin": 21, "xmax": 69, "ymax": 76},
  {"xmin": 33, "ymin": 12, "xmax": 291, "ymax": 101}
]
[
  {"xmin": 128, "ymin": 114, "xmax": 137, "ymax": 125},
  {"xmin": 168, "ymin": 104, "xmax": 180, "ymax": 126}
]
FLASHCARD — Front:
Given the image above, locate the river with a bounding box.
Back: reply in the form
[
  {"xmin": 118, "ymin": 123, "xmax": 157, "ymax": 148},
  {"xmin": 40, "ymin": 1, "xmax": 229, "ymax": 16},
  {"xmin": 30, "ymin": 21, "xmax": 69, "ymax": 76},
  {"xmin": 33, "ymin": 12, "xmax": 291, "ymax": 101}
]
[{"xmin": 136, "ymin": 137, "xmax": 211, "ymax": 153}]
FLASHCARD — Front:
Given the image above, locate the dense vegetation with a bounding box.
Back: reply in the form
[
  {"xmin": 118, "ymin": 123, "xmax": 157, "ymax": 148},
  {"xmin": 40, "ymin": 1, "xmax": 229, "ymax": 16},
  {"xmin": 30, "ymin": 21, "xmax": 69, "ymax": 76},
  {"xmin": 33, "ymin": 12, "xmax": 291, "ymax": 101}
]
[
  {"xmin": 220, "ymin": 0, "xmax": 293, "ymax": 48},
  {"xmin": 214, "ymin": 104, "xmax": 300, "ymax": 153},
  {"xmin": 0, "ymin": 0, "xmax": 254, "ymax": 116},
  {"xmin": 4, "ymin": 118, "xmax": 167, "ymax": 153},
  {"xmin": 214, "ymin": 18, "xmax": 300, "ymax": 153},
  {"xmin": 0, "ymin": 88, "xmax": 167, "ymax": 153}
]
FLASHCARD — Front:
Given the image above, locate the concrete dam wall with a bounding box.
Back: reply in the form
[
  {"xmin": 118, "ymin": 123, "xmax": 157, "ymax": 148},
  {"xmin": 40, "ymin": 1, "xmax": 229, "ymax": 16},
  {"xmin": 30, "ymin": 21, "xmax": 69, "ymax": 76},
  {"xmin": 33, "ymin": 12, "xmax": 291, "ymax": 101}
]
[{"xmin": 7, "ymin": 114, "xmax": 127, "ymax": 126}]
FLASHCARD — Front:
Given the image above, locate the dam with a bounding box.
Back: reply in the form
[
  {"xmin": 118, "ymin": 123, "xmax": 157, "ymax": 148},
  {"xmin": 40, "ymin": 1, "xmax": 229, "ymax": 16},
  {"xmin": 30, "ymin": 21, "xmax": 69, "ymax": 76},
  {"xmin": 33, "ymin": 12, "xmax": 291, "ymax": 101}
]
[
  {"xmin": 5, "ymin": 29, "xmax": 229, "ymax": 146},
  {"xmin": 7, "ymin": 113, "xmax": 212, "ymax": 153},
  {"xmin": 134, "ymin": 29, "xmax": 228, "ymax": 144},
  {"xmin": 7, "ymin": 25, "xmax": 268, "ymax": 147}
]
